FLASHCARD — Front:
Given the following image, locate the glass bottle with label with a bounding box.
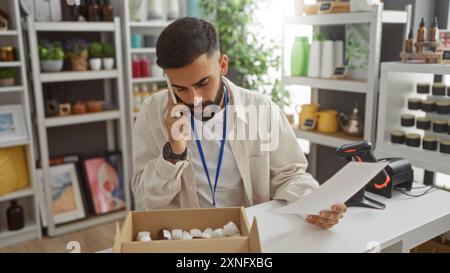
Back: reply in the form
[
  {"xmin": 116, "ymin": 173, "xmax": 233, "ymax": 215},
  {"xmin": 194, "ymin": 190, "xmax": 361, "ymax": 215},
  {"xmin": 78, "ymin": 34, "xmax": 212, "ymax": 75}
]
[
  {"xmin": 87, "ymin": 0, "xmax": 99, "ymax": 22},
  {"xmin": 7, "ymin": 200, "xmax": 24, "ymax": 231},
  {"xmin": 133, "ymin": 85, "xmax": 142, "ymax": 113}
]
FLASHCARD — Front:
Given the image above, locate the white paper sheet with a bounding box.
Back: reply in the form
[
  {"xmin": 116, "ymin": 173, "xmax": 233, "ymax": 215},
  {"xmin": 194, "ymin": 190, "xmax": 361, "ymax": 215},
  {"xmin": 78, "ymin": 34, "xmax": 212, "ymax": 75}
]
[{"xmin": 271, "ymin": 161, "xmax": 389, "ymax": 217}]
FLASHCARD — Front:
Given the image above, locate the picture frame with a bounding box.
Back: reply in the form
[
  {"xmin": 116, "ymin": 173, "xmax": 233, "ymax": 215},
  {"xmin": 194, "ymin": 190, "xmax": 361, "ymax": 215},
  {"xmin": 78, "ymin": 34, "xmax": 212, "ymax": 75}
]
[
  {"xmin": 82, "ymin": 152, "xmax": 126, "ymax": 215},
  {"xmin": 0, "ymin": 105, "xmax": 27, "ymax": 144},
  {"xmin": 37, "ymin": 162, "xmax": 86, "ymax": 226}
]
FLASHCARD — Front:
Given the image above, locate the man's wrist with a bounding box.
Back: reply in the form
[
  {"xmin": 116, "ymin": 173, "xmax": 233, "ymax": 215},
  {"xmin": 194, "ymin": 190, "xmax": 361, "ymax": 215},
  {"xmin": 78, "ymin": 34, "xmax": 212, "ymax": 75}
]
[
  {"xmin": 169, "ymin": 141, "xmax": 186, "ymax": 155},
  {"xmin": 163, "ymin": 142, "xmax": 187, "ymax": 162}
]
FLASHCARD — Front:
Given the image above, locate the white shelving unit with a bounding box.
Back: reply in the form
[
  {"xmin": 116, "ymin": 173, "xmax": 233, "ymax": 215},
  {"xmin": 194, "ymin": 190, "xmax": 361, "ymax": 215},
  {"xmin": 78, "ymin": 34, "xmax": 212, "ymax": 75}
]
[
  {"xmin": 120, "ymin": 0, "xmax": 172, "ymax": 179},
  {"xmin": 0, "ymin": 0, "xmax": 41, "ymax": 247},
  {"xmin": 282, "ymin": 4, "xmax": 411, "ymax": 153},
  {"xmin": 26, "ymin": 17, "xmax": 131, "ymax": 237},
  {"xmin": 375, "ymin": 62, "xmax": 450, "ymax": 176}
]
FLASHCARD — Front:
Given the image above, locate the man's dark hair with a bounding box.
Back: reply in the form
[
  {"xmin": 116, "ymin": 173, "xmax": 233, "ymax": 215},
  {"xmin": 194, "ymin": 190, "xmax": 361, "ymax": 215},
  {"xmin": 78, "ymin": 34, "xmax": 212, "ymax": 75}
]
[{"xmin": 156, "ymin": 17, "xmax": 219, "ymax": 69}]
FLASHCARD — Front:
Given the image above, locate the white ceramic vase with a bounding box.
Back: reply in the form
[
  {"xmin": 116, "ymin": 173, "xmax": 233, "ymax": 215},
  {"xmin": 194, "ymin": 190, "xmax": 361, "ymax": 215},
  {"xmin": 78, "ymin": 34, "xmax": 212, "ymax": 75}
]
[
  {"xmin": 102, "ymin": 58, "xmax": 115, "ymax": 70},
  {"xmin": 320, "ymin": 40, "xmax": 334, "ymax": 78},
  {"xmin": 307, "ymin": 41, "xmax": 321, "ymax": 78},
  {"xmin": 147, "ymin": 0, "xmax": 164, "ymax": 20},
  {"xmin": 89, "ymin": 58, "xmax": 102, "ymax": 71}
]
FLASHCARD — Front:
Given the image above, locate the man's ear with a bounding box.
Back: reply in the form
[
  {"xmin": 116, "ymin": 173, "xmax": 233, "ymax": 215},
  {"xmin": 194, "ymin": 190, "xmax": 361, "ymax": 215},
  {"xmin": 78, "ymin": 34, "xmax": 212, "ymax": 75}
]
[{"xmin": 219, "ymin": 54, "xmax": 229, "ymax": 75}]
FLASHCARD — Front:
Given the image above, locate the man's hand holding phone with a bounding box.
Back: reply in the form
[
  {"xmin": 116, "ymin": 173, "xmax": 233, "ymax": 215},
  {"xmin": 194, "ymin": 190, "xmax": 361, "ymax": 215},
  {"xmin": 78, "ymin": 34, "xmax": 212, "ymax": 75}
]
[{"xmin": 165, "ymin": 79, "xmax": 188, "ymax": 158}]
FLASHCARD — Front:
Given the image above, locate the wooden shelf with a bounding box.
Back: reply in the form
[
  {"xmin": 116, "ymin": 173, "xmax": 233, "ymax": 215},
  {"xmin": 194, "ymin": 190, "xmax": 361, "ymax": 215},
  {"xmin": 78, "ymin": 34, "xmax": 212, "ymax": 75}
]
[
  {"xmin": 283, "ymin": 76, "xmax": 367, "ymax": 93},
  {"xmin": 0, "ymin": 86, "xmax": 23, "ymax": 93},
  {"xmin": 33, "ymin": 21, "xmax": 115, "ymax": 32},
  {"xmin": 40, "ymin": 70, "xmax": 119, "ymax": 83},
  {"xmin": 44, "ymin": 110, "xmax": 121, "ymax": 128},
  {"xmin": 0, "ymin": 61, "xmax": 21, "ymax": 68},
  {"xmin": 293, "ymin": 126, "xmax": 363, "ymax": 148},
  {"xmin": 131, "ymin": 77, "xmax": 166, "ymax": 84},
  {"xmin": 0, "ymin": 188, "xmax": 34, "ymax": 203}
]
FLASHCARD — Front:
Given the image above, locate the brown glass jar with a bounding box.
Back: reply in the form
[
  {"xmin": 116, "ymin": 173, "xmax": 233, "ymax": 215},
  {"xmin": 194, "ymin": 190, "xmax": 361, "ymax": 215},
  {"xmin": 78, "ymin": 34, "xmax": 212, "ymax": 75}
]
[
  {"xmin": 7, "ymin": 200, "xmax": 24, "ymax": 231},
  {"xmin": 100, "ymin": 0, "xmax": 113, "ymax": 22},
  {"xmin": 87, "ymin": 0, "xmax": 99, "ymax": 22}
]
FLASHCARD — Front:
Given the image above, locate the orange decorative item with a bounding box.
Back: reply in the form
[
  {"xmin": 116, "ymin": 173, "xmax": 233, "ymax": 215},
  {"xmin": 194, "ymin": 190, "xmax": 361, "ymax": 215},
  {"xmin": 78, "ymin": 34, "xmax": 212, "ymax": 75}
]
[
  {"xmin": 72, "ymin": 101, "xmax": 87, "ymax": 115},
  {"xmin": 87, "ymin": 100, "xmax": 102, "ymax": 113}
]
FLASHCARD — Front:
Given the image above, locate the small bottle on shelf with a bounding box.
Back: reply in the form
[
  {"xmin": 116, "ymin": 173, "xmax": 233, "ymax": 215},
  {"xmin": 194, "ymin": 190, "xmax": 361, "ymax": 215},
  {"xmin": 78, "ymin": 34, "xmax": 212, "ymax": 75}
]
[
  {"xmin": 132, "ymin": 55, "xmax": 141, "ymax": 78},
  {"xmin": 7, "ymin": 200, "xmax": 25, "ymax": 231},
  {"xmin": 87, "ymin": 0, "xmax": 100, "ymax": 22},
  {"xmin": 429, "ymin": 17, "xmax": 439, "ymax": 42},
  {"xmin": 133, "ymin": 85, "xmax": 142, "ymax": 112},
  {"xmin": 417, "ymin": 18, "xmax": 426, "ymax": 42},
  {"xmin": 142, "ymin": 84, "xmax": 151, "ymax": 99},
  {"xmin": 99, "ymin": 0, "xmax": 113, "ymax": 22},
  {"xmin": 151, "ymin": 83, "xmax": 159, "ymax": 95},
  {"xmin": 140, "ymin": 55, "xmax": 150, "ymax": 78},
  {"xmin": 405, "ymin": 29, "xmax": 414, "ymax": 53}
]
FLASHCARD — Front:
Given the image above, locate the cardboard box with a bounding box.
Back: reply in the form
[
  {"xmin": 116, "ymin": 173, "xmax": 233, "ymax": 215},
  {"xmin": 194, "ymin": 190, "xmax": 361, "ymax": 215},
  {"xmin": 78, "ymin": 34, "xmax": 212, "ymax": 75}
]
[{"xmin": 113, "ymin": 207, "xmax": 261, "ymax": 253}]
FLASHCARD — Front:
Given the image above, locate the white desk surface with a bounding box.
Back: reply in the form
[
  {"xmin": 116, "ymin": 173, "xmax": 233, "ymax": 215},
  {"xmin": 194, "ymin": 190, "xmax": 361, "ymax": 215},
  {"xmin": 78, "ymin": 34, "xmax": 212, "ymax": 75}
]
[
  {"xmin": 100, "ymin": 186, "xmax": 450, "ymax": 253},
  {"xmin": 245, "ymin": 186, "xmax": 450, "ymax": 253}
]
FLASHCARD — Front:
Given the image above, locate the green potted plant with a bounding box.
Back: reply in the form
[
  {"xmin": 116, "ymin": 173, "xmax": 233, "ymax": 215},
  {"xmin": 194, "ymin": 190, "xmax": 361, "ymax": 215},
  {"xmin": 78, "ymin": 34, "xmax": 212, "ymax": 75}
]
[
  {"xmin": 39, "ymin": 40, "xmax": 65, "ymax": 73},
  {"xmin": 89, "ymin": 42, "xmax": 103, "ymax": 71},
  {"xmin": 65, "ymin": 39, "xmax": 89, "ymax": 71},
  {"xmin": 0, "ymin": 68, "xmax": 15, "ymax": 87},
  {"xmin": 102, "ymin": 43, "xmax": 115, "ymax": 70},
  {"xmin": 199, "ymin": 0, "xmax": 287, "ymax": 107}
]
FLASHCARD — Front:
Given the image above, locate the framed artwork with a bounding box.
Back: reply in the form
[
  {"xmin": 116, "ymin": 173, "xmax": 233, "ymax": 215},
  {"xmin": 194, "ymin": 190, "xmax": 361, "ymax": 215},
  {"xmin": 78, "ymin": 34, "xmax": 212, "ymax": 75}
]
[
  {"xmin": 0, "ymin": 105, "xmax": 27, "ymax": 143},
  {"xmin": 37, "ymin": 162, "xmax": 86, "ymax": 226},
  {"xmin": 82, "ymin": 152, "xmax": 126, "ymax": 215}
]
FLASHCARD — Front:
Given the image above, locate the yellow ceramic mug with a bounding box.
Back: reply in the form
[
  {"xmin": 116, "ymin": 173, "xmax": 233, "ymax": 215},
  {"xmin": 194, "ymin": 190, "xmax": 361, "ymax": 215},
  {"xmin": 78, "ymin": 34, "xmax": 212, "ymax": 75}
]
[
  {"xmin": 298, "ymin": 103, "xmax": 320, "ymax": 130},
  {"xmin": 317, "ymin": 110, "xmax": 339, "ymax": 133}
]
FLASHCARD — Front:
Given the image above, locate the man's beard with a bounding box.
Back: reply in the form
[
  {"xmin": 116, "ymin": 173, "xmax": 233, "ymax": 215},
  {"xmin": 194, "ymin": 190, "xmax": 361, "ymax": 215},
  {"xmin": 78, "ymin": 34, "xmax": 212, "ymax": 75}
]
[{"xmin": 174, "ymin": 80, "xmax": 225, "ymax": 122}]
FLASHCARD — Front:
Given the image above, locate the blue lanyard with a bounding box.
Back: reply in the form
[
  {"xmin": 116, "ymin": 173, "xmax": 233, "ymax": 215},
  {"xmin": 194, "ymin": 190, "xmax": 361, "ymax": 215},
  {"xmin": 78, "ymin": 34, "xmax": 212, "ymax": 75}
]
[{"xmin": 190, "ymin": 88, "xmax": 228, "ymax": 207}]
